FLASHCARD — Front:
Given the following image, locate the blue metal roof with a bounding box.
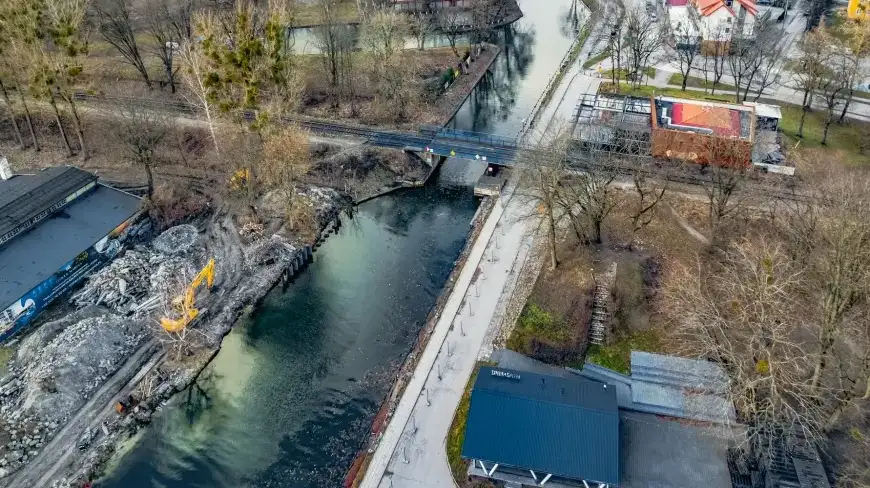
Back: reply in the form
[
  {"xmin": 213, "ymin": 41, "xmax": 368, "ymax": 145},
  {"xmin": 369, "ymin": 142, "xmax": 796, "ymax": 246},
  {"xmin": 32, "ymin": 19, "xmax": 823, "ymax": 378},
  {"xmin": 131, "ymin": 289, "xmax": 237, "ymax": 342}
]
[
  {"xmin": 462, "ymin": 367, "xmax": 620, "ymax": 485},
  {"xmin": 0, "ymin": 184, "xmax": 141, "ymax": 307}
]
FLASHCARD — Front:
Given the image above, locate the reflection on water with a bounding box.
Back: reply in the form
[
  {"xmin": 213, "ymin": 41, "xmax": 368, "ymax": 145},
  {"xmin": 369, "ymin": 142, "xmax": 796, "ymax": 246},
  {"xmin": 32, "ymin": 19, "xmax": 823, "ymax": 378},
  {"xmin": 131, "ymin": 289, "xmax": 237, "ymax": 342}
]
[
  {"xmin": 98, "ymin": 163, "xmax": 480, "ymax": 488},
  {"xmin": 97, "ymin": 0, "xmax": 580, "ymax": 486},
  {"xmin": 449, "ymin": 0, "xmax": 587, "ymax": 137}
]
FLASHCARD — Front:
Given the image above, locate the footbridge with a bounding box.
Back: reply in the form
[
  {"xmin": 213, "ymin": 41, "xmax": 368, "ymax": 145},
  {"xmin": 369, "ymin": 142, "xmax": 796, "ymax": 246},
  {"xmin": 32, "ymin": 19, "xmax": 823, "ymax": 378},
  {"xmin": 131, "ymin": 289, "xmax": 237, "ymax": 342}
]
[{"xmin": 299, "ymin": 120, "xmax": 521, "ymax": 165}]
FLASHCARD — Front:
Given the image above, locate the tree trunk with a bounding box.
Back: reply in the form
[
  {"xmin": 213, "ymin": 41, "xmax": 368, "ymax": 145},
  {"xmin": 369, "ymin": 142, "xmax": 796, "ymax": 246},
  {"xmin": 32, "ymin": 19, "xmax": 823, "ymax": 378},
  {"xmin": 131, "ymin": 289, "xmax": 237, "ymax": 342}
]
[
  {"xmin": 681, "ymin": 73, "xmax": 689, "ymax": 91},
  {"xmin": 838, "ymin": 90, "xmax": 853, "ymax": 124},
  {"xmin": 67, "ymin": 98, "xmax": 88, "ymax": 160},
  {"xmin": 0, "ymin": 81, "xmax": 24, "ymax": 149},
  {"xmin": 798, "ymin": 106, "xmax": 808, "ymax": 138},
  {"xmin": 49, "ymin": 96, "xmax": 73, "ymax": 157},
  {"xmin": 592, "ymin": 218, "xmax": 602, "ymax": 244},
  {"xmin": 547, "ymin": 205, "xmax": 558, "ymax": 269},
  {"xmin": 143, "ymin": 162, "xmax": 155, "ymax": 198},
  {"xmin": 18, "ymin": 89, "xmax": 39, "ymax": 151},
  {"xmin": 822, "ymin": 113, "xmax": 832, "ymax": 145},
  {"xmin": 165, "ymin": 50, "xmax": 177, "ymax": 94}
]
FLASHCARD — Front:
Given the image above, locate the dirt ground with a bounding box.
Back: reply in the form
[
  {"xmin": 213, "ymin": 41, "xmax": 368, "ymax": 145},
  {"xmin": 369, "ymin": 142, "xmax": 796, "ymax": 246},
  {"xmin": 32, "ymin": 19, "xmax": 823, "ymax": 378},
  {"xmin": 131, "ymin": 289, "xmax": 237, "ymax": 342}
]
[{"xmin": 506, "ymin": 188, "xmax": 712, "ymax": 370}]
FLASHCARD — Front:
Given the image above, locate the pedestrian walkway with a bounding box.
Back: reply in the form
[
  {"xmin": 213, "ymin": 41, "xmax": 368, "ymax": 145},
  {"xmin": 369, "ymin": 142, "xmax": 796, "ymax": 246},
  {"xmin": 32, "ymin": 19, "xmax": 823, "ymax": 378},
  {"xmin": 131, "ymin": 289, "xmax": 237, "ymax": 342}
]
[{"xmin": 359, "ymin": 184, "xmax": 536, "ymax": 488}]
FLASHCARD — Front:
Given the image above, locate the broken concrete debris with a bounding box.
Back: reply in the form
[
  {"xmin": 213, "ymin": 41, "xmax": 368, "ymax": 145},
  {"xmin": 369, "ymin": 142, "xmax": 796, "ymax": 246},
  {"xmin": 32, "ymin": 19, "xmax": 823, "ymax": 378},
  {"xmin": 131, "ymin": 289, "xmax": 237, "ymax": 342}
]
[{"xmin": 71, "ymin": 225, "xmax": 205, "ymax": 316}]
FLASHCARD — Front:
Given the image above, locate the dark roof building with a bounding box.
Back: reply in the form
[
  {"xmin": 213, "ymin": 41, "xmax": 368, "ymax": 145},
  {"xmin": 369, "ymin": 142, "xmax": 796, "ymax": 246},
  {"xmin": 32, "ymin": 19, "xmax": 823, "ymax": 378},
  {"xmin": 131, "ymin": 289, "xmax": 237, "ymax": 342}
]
[
  {"xmin": 0, "ymin": 166, "xmax": 141, "ymax": 341},
  {"xmin": 486, "ymin": 350, "xmax": 739, "ymax": 488},
  {"xmin": 462, "ymin": 366, "xmax": 620, "ymax": 487}
]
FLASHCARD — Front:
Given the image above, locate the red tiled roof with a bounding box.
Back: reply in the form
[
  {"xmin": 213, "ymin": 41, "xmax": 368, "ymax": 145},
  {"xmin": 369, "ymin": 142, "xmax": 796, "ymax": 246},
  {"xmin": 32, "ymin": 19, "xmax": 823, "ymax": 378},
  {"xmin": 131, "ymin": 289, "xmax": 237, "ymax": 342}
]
[
  {"xmin": 691, "ymin": 0, "xmax": 756, "ymax": 16},
  {"xmin": 671, "ymin": 103, "xmax": 742, "ymax": 138},
  {"xmin": 667, "ymin": 0, "xmax": 689, "ymax": 6}
]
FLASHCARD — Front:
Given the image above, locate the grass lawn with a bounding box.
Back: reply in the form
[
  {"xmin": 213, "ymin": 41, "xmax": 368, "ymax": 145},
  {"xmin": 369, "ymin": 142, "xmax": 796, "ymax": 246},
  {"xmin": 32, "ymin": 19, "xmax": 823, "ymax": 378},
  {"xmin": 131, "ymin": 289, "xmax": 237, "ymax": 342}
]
[
  {"xmin": 602, "ymin": 67, "xmax": 657, "ymax": 82},
  {"xmin": 599, "ymin": 81, "xmax": 734, "ymax": 102},
  {"xmin": 295, "ymin": 0, "xmax": 360, "ymax": 26},
  {"xmin": 667, "ymin": 73, "xmax": 735, "ymax": 92},
  {"xmin": 447, "ymin": 361, "xmax": 494, "ymax": 484},
  {"xmin": 777, "ymin": 104, "xmax": 870, "ymax": 164},
  {"xmin": 506, "ymin": 303, "xmax": 573, "ymax": 350},
  {"xmin": 584, "ymin": 329, "xmax": 662, "ymax": 374},
  {"xmin": 582, "ymin": 50, "xmax": 610, "ymax": 69}
]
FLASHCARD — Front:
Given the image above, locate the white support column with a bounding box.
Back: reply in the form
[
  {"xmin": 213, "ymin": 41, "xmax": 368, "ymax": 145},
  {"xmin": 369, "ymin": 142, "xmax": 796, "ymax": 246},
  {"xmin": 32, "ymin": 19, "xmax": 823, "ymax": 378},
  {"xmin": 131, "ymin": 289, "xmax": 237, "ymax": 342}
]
[
  {"xmin": 479, "ymin": 460, "xmax": 486, "ymax": 472},
  {"xmin": 487, "ymin": 463, "xmax": 499, "ymax": 476},
  {"xmin": 582, "ymin": 481, "xmax": 591, "ymax": 488},
  {"xmin": 540, "ymin": 473, "xmax": 552, "ymax": 485},
  {"xmin": 530, "ymin": 470, "xmax": 538, "ymax": 481}
]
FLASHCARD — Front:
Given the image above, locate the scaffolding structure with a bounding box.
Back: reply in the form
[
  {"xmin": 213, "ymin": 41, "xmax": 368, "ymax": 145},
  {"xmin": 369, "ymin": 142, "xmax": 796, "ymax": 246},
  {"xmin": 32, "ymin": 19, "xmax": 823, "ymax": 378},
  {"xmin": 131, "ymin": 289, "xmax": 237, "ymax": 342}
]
[{"xmin": 570, "ymin": 93, "xmax": 654, "ymax": 159}]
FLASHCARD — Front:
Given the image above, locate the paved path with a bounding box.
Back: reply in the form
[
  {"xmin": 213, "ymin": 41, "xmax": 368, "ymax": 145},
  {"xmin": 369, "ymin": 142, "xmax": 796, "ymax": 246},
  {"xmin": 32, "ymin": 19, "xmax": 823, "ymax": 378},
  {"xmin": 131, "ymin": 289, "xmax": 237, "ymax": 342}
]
[{"xmin": 359, "ymin": 183, "xmax": 535, "ymax": 488}]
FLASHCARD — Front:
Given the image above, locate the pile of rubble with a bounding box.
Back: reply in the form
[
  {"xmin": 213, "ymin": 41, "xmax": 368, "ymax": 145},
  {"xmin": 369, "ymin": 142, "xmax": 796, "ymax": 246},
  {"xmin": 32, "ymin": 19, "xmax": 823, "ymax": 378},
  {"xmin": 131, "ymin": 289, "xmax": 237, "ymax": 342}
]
[
  {"xmin": 0, "ymin": 307, "xmax": 148, "ymax": 478},
  {"xmin": 70, "ymin": 225, "xmax": 205, "ymax": 316}
]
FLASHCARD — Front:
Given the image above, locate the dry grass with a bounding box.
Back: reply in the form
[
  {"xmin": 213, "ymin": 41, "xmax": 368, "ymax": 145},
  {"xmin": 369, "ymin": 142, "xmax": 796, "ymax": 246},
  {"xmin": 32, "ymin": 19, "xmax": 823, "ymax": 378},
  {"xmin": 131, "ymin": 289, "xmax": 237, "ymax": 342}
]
[{"xmin": 300, "ymin": 47, "xmax": 461, "ymax": 128}]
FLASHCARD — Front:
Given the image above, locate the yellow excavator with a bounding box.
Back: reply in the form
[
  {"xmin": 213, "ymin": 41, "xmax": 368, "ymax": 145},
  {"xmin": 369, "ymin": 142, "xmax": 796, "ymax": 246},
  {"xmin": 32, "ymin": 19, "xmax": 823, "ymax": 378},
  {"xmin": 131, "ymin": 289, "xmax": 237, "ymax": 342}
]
[{"xmin": 160, "ymin": 258, "xmax": 215, "ymax": 333}]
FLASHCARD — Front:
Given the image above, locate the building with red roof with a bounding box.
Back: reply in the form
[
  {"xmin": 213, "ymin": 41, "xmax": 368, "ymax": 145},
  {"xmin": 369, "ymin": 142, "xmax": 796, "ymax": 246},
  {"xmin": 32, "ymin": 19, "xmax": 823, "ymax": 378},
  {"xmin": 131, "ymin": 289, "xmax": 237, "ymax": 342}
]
[{"xmin": 682, "ymin": 0, "xmax": 758, "ymax": 50}]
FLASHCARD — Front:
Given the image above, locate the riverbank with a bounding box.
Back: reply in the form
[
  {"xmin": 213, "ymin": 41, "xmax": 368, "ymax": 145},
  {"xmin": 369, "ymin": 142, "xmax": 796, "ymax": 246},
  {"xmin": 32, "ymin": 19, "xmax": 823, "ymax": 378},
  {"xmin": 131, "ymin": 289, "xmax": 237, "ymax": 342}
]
[
  {"xmin": 0, "ymin": 31, "xmax": 503, "ymax": 488},
  {"xmin": 345, "ymin": 195, "xmax": 498, "ymax": 487}
]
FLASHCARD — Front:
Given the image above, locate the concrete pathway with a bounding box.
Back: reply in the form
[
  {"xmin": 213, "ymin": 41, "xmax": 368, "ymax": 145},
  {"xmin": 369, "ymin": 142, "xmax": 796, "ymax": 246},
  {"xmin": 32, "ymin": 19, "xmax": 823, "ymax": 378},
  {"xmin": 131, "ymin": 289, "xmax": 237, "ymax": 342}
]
[{"xmin": 359, "ymin": 185, "xmax": 536, "ymax": 488}]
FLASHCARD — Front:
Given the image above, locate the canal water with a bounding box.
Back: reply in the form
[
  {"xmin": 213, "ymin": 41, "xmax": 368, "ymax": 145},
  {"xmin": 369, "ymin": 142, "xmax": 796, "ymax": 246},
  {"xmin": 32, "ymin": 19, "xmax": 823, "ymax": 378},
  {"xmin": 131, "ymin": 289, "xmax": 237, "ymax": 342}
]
[{"xmin": 98, "ymin": 1, "xmax": 581, "ymax": 487}]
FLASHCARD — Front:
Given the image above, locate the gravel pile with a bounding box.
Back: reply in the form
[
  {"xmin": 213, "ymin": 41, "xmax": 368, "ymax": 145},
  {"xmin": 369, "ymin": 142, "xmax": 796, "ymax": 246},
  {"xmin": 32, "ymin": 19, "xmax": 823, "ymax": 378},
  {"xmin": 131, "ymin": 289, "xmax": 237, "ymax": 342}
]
[{"xmin": 0, "ymin": 308, "xmax": 148, "ymax": 478}]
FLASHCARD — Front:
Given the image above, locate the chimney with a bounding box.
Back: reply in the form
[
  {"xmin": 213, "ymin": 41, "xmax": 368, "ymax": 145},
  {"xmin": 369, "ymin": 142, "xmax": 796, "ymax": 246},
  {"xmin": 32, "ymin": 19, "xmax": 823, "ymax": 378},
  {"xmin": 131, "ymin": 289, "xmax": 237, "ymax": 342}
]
[{"xmin": 0, "ymin": 156, "xmax": 12, "ymax": 180}]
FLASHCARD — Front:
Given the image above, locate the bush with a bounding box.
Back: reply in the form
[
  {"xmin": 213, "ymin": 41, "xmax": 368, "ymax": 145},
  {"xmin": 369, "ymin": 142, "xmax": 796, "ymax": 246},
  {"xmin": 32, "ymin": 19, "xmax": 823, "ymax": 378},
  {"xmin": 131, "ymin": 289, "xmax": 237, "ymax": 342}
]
[
  {"xmin": 507, "ymin": 295, "xmax": 593, "ymax": 365},
  {"xmin": 147, "ymin": 184, "xmax": 209, "ymax": 231},
  {"xmin": 585, "ymin": 329, "xmax": 662, "ymax": 374}
]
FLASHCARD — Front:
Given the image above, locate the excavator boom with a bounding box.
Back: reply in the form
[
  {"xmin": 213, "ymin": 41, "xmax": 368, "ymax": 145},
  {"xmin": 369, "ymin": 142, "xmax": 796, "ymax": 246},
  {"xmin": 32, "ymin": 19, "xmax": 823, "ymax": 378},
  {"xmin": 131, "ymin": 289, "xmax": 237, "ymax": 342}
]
[{"xmin": 160, "ymin": 258, "xmax": 215, "ymax": 333}]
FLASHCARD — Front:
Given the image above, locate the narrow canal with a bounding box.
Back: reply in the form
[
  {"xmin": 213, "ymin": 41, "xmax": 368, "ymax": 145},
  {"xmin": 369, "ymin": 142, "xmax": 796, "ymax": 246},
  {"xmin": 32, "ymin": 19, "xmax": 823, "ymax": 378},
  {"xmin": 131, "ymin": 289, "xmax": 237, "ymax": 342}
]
[{"xmin": 98, "ymin": 1, "xmax": 581, "ymax": 486}]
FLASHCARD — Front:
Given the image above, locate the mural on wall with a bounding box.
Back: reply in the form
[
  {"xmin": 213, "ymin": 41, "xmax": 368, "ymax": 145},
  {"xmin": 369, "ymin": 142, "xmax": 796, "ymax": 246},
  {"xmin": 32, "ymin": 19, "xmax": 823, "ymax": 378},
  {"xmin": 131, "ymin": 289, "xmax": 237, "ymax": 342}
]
[{"xmin": 0, "ymin": 216, "xmax": 140, "ymax": 341}]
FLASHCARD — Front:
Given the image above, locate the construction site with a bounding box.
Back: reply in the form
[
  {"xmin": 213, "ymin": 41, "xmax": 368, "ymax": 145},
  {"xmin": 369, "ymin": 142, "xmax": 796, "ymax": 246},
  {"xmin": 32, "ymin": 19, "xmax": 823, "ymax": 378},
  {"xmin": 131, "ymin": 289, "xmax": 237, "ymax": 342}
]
[
  {"xmin": 570, "ymin": 92, "xmax": 792, "ymax": 175},
  {"xmin": 0, "ymin": 130, "xmax": 432, "ymax": 487}
]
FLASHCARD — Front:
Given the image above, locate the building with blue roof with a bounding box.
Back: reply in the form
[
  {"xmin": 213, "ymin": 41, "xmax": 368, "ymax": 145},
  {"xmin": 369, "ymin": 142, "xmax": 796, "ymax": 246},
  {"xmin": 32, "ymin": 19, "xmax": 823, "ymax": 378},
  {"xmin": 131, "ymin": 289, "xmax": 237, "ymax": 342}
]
[
  {"xmin": 462, "ymin": 366, "xmax": 620, "ymax": 487},
  {"xmin": 0, "ymin": 165, "xmax": 142, "ymax": 342}
]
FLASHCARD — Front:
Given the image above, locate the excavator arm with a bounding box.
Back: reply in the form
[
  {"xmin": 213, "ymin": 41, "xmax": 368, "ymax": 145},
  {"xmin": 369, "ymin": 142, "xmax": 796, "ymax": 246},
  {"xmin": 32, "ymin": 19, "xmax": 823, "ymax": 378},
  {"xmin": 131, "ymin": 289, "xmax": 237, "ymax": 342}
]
[{"xmin": 160, "ymin": 258, "xmax": 215, "ymax": 333}]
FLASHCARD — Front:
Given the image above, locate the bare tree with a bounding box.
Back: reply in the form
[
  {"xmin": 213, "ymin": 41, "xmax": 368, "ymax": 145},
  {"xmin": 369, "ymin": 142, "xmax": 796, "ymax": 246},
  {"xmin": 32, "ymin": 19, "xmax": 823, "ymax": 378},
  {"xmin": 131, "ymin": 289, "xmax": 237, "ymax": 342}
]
[
  {"xmin": 517, "ymin": 127, "xmax": 571, "ymax": 269},
  {"xmin": 438, "ymin": 8, "xmax": 464, "ymax": 57},
  {"xmin": 627, "ymin": 164, "xmax": 667, "ymax": 249},
  {"xmin": 604, "ymin": 7, "xmax": 625, "ymax": 88},
  {"xmin": 409, "ymin": 6, "xmax": 434, "ymax": 50},
  {"xmin": 313, "ymin": 0, "xmax": 343, "ymax": 108},
  {"xmin": 470, "ymin": 0, "xmax": 505, "ymax": 47},
  {"xmin": 668, "ymin": 238, "xmax": 825, "ymax": 449},
  {"xmin": 623, "ymin": 8, "xmax": 663, "ymax": 89},
  {"xmin": 178, "ymin": 39, "xmax": 221, "ymax": 154},
  {"xmin": 839, "ymin": 17, "xmax": 870, "ymax": 123},
  {"xmin": 818, "ymin": 45, "xmax": 851, "ymax": 145},
  {"xmin": 93, "ymin": 0, "xmax": 153, "ymax": 89},
  {"xmin": 260, "ymin": 126, "xmax": 315, "ymax": 233},
  {"xmin": 701, "ymin": 161, "xmax": 747, "ymax": 247},
  {"xmin": 553, "ymin": 156, "xmax": 619, "ymax": 244},
  {"xmin": 337, "ymin": 24, "xmax": 358, "ymax": 116},
  {"xmin": 361, "ymin": 9, "xmax": 414, "ymax": 121},
  {"xmin": 671, "ymin": 22, "xmax": 700, "ymax": 91},
  {"xmin": 793, "ymin": 28, "xmax": 833, "ymax": 138},
  {"xmin": 116, "ymin": 105, "xmax": 169, "ymax": 198},
  {"xmin": 727, "ymin": 19, "xmax": 783, "ymax": 103},
  {"xmin": 144, "ymin": 0, "xmax": 194, "ymax": 93}
]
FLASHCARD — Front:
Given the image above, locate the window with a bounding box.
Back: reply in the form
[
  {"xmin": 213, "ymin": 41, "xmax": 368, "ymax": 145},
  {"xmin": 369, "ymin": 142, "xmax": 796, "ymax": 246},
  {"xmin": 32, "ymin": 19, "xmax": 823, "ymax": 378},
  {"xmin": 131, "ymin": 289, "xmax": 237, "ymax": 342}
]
[
  {"xmin": 727, "ymin": 17, "xmax": 732, "ymax": 22},
  {"xmin": 725, "ymin": 27, "xmax": 730, "ymax": 33}
]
